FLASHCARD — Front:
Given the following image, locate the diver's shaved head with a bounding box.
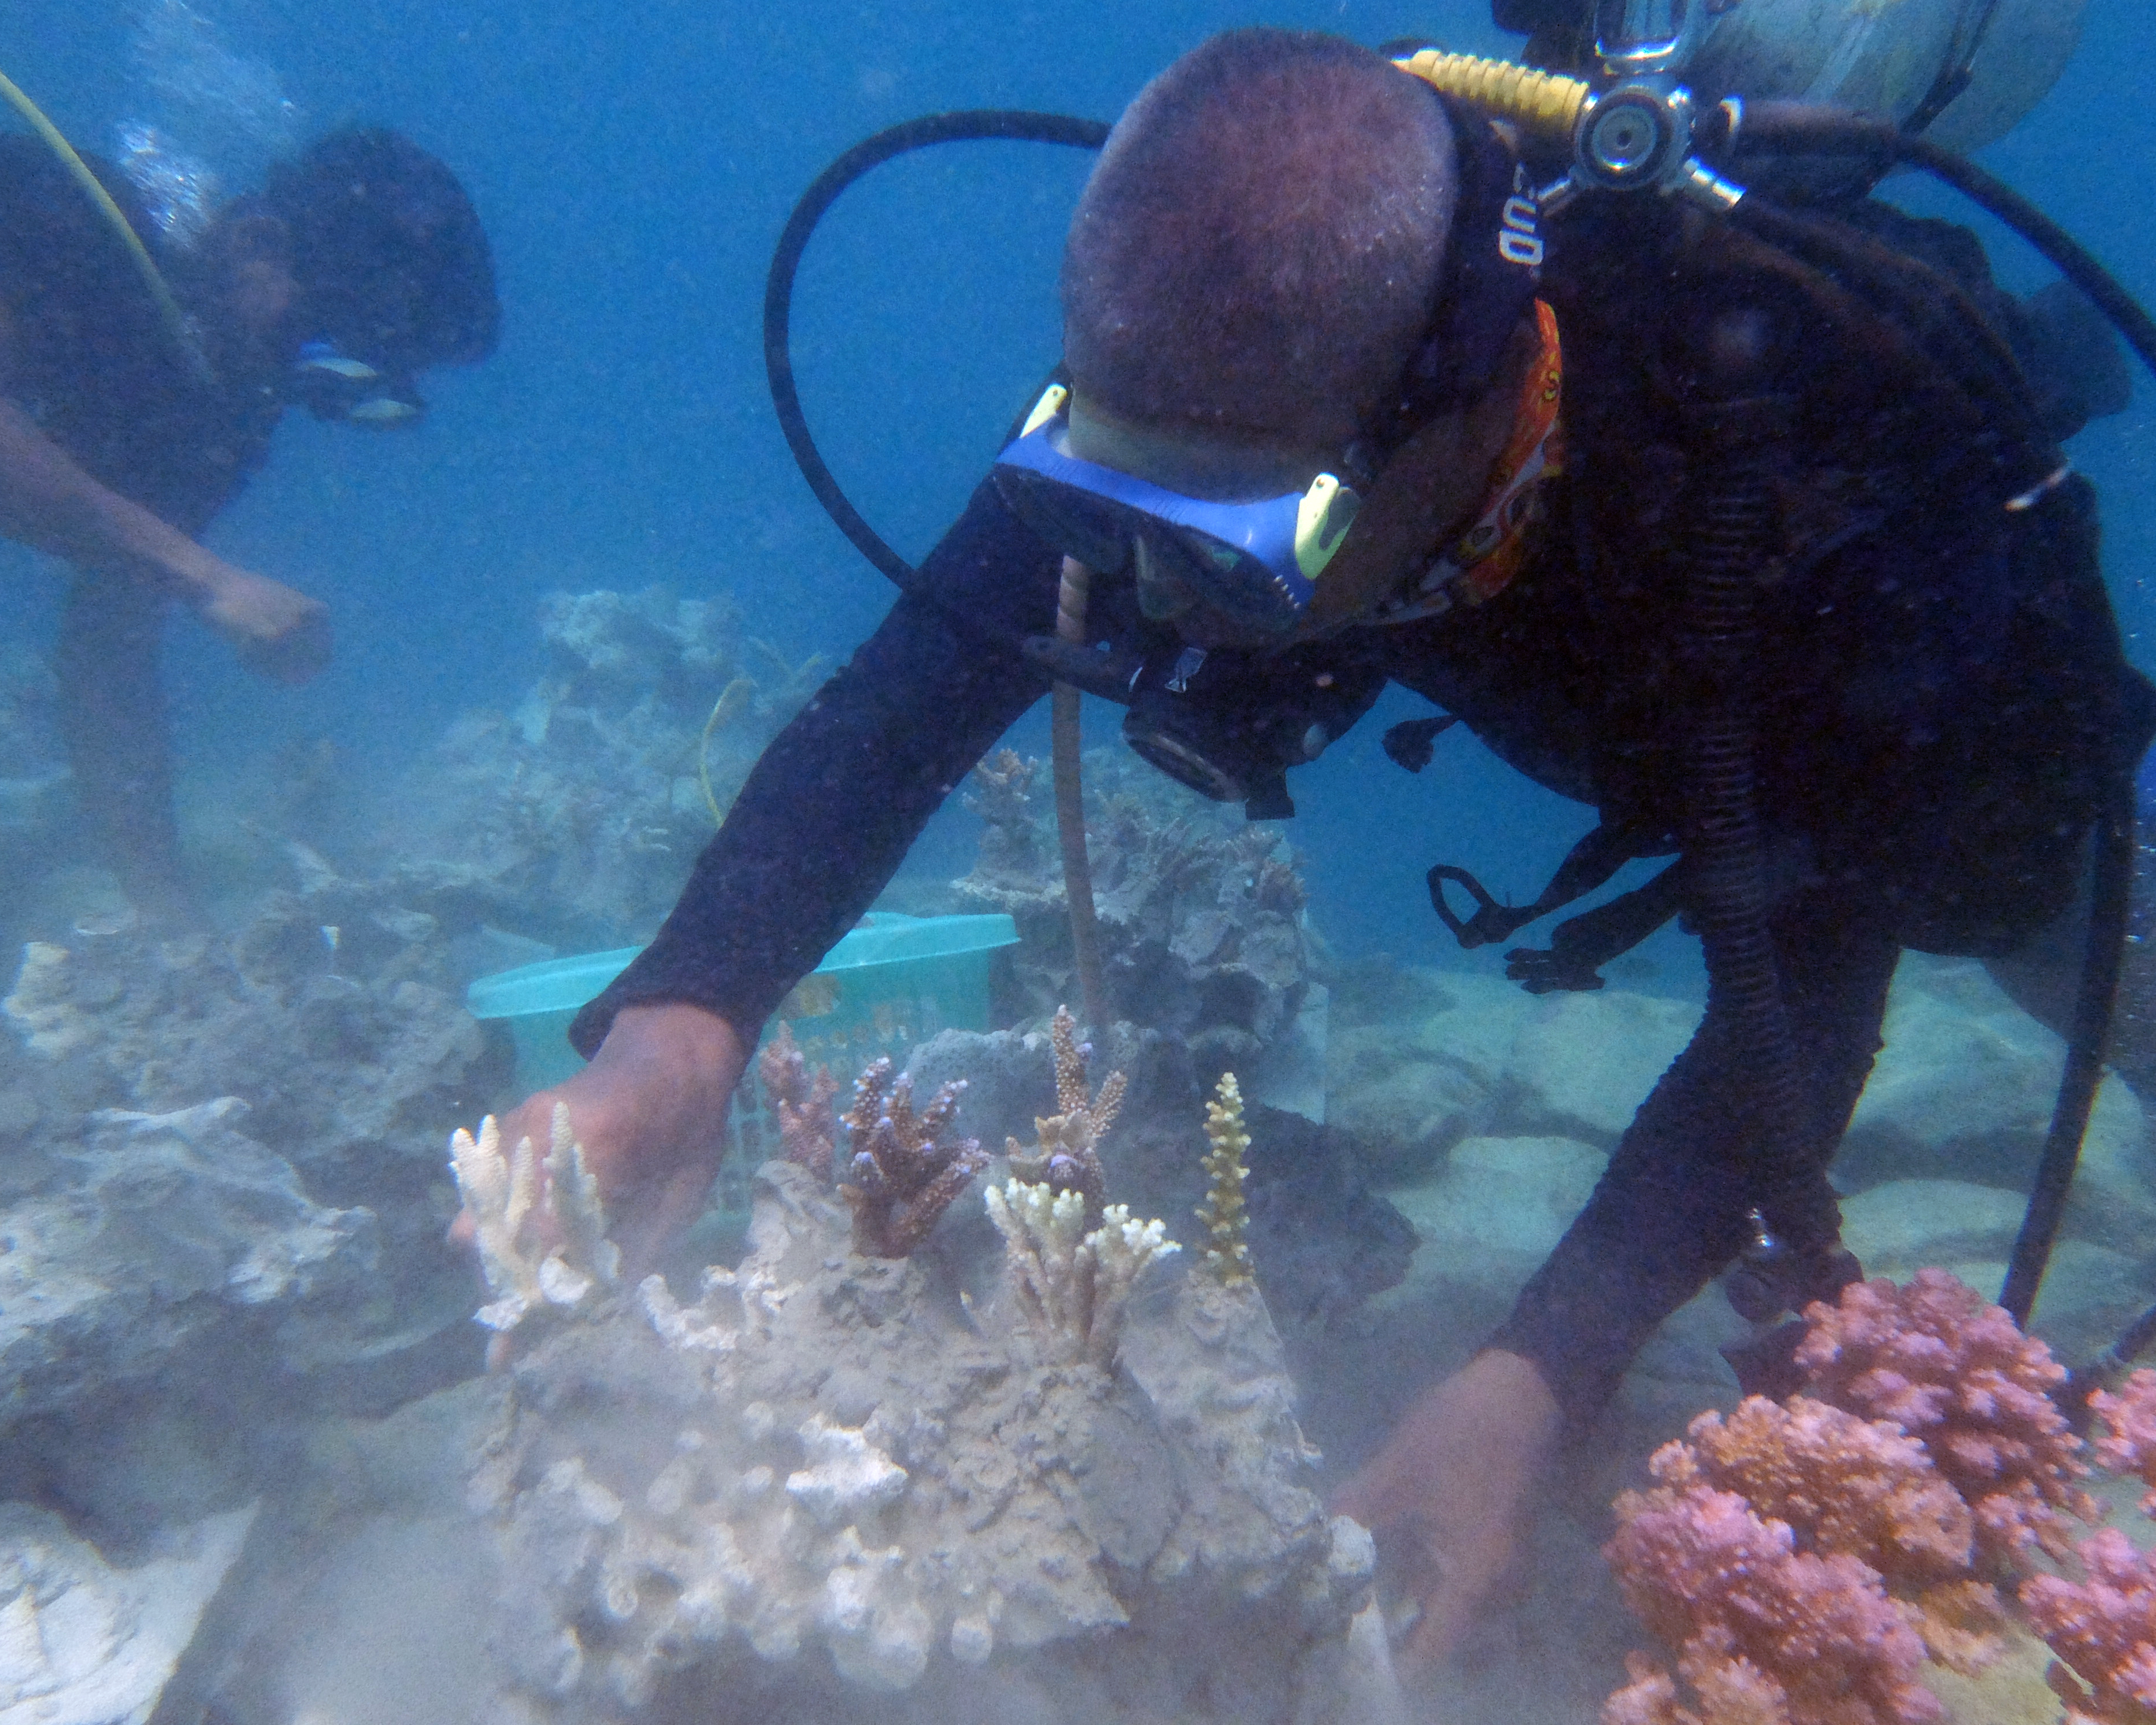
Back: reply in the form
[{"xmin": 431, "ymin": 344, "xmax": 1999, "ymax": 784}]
[{"xmin": 1062, "ymin": 29, "xmax": 1458, "ymax": 448}]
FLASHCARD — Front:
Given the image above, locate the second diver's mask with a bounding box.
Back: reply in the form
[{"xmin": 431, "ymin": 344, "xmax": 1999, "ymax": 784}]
[
  {"xmin": 993, "ymin": 90, "xmax": 1545, "ymax": 645},
  {"xmin": 287, "ymin": 340, "xmax": 427, "ymax": 428}
]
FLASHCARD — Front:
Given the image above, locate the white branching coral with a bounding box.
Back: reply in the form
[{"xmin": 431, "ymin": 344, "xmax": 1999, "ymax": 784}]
[
  {"xmin": 984, "ymin": 1177, "xmax": 1177, "ymax": 1369},
  {"xmin": 448, "ymin": 1102, "xmax": 621, "ymax": 1332},
  {"xmin": 786, "ymin": 1415, "xmax": 908, "ymax": 1529}
]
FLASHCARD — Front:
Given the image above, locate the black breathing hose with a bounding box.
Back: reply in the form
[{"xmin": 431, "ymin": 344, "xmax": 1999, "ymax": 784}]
[
  {"xmin": 761, "ymin": 108, "xmax": 1108, "ymax": 593},
  {"xmin": 1731, "ymin": 102, "xmax": 2156, "ymax": 384},
  {"xmin": 1677, "ymin": 396, "xmax": 1850, "ymax": 1318},
  {"xmin": 2000, "ymin": 763, "xmax": 2140, "ymax": 1329}
]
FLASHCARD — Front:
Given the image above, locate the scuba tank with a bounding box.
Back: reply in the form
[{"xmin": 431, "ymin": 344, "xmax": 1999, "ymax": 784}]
[{"xmin": 1672, "ymin": 0, "xmax": 2086, "ymax": 150}]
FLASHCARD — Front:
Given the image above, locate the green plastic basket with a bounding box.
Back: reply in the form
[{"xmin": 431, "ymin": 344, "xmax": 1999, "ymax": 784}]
[{"xmin": 465, "ymin": 913, "xmax": 1019, "ymax": 1097}]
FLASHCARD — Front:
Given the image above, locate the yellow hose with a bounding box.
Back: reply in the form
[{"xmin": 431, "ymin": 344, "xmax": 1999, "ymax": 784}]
[
  {"xmin": 1391, "ymin": 48, "xmax": 1592, "ymax": 143},
  {"xmin": 0, "ymin": 68, "xmax": 214, "ymax": 385}
]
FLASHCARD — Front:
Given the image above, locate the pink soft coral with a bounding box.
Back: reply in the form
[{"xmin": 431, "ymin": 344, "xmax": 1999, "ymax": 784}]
[
  {"xmin": 1603, "ymin": 1483, "xmax": 1940, "ymax": 1725},
  {"xmin": 1795, "ymin": 1269, "xmax": 2095, "ymax": 1565},
  {"xmin": 1657, "ymin": 1397, "xmax": 1974, "ymax": 1588},
  {"xmin": 2020, "ymin": 1527, "xmax": 2156, "ymax": 1725},
  {"xmin": 2093, "ymin": 1370, "xmax": 2156, "ymax": 1517}
]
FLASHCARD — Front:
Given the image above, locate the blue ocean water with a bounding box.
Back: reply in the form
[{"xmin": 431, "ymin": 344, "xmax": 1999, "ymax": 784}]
[
  {"xmin": 0, "ymin": 0, "xmax": 2139, "ymax": 957},
  {"xmin": 0, "ymin": 0, "xmax": 2149, "ymax": 969}
]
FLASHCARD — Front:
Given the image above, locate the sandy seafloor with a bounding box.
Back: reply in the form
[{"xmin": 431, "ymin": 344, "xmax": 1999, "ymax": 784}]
[{"xmin": 0, "ymin": 580, "xmax": 2154, "ymax": 1724}]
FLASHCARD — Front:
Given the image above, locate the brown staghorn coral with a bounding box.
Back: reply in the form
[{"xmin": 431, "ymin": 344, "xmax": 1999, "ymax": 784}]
[
  {"xmin": 837, "ymin": 1056, "xmax": 988, "ymax": 1256},
  {"xmin": 1796, "ymin": 1269, "xmax": 2096, "ymax": 1567},
  {"xmin": 1005, "ymin": 1003, "xmax": 1125, "ymax": 1218},
  {"xmin": 758, "ymin": 1022, "xmax": 839, "ymax": 1180},
  {"xmin": 1196, "ymin": 1071, "xmax": 1253, "ymax": 1286},
  {"xmin": 1646, "ymin": 1396, "xmax": 2001, "ymax": 1676},
  {"xmin": 1603, "ymin": 1482, "xmax": 1942, "ymax": 1725}
]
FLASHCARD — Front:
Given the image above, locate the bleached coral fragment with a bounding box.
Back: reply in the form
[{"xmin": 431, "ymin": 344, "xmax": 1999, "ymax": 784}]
[
  {"xmin": 449, "ymin": 1102, "xmax": 620, "ymax": 1335},
  {"xmin": 785, "ymin": 1415, "xmax": 907, "ymax": 1529},
  {"xmin": 2, "ymin": 941, "xmax": 88, "ymax": 1056},
  {"xmin": 817, "ymin": 1527, "xmax": 932, "ymax": 1692},
  {"xmin": 639, "ymin": 1273, "xmax": 739, "ymax": 1354},
  {"xmin": 985, "ymin": 1177, "xmax": 1179, "ymax": 1368}
]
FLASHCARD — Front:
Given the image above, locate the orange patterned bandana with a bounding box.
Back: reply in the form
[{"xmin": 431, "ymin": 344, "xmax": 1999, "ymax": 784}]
[{"xmin": 1371, "ymin": 297, "xmax": 1564, "ymax": 626}]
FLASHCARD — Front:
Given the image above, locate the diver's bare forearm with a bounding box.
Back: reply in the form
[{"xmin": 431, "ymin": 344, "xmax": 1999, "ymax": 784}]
[{"xmin": 0, "ymin": 398, "xmax": 221, "ymax": 595}]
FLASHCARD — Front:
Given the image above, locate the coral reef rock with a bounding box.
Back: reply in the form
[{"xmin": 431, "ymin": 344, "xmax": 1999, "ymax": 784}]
[
  {"xmin": 389, "ymin": 585, "xmax": 824, "ymax": 946},
  {"xmin": 0, "ymin": 857, "xmax": 504, "ymax": 1410},
  {"xmin": 0, "ymin": 1501, "xmax": 256, "ymax": 1725},
  {"xmin": 956, "ymin": 750, "xmax": 1315, "ymax": 1090},
  {"xmin": 474, "ymin": 1159, "xmax": 1382, "ymax": 1724},
  {"xmin": 0, "ymin": 1097, "xmax": 377, "ymax": 1424}
]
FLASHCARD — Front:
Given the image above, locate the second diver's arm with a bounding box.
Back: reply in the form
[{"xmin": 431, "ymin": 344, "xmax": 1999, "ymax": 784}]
[{"xmin": 0, "ymin": 305, "xmax": 329, "ymax": 681}]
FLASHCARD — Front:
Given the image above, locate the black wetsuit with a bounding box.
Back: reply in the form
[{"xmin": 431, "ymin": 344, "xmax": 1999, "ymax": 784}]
[
  {"xmin": 574, "ymin": 196, "xmax": 2147, "ymax": 1427},
  {"xmin": 0, "ymin": 137, "xmax": 285, "ymax": 895}
]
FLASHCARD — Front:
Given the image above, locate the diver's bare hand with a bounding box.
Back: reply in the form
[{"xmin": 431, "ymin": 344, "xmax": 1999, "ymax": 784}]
[
  {"xmin": 187, "ymin": 561, "xmax": 332, "ymax": 684},
  {"xmin": 1330, "ymin": 1350, "xmax": 1563, "ymax": 1670},
  {"xmin": 456, "ymin": 1002, "xmax": 749, "ymax": 1291}
]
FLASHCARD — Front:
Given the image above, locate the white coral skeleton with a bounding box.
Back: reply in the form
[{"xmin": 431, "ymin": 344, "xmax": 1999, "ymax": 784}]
[
  {"xmin": 448, "ymin": 1102, "xmax": 621, "ymax": 1332},
  {"xmin": 983, "ymin": 1177, "xmax": 1178, "ymax": 1368}
]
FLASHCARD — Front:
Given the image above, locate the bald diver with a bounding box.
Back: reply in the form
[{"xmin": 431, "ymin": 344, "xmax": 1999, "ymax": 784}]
[{"xmin": 474, "ymin": 14, "xmax": 2151, "ymax": 1665}]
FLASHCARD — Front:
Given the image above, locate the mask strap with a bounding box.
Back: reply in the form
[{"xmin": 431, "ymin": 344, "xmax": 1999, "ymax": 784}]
[{"xmin": 1388, "ymin": 94, "xmax": 1547, "ymax": 437}]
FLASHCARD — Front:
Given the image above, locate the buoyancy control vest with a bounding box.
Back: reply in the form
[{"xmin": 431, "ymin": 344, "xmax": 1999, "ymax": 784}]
[{"xmin": 1391, "ymin": 187, "xmax": 2152, "ymax": 983}]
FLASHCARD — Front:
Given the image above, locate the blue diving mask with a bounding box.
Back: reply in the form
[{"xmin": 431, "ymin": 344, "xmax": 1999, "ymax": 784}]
[
  {"xmin": 289, "ymin": 340, "xmax": 427, "ymax": 428},
  {"xmin": 992, "ymin": 384, "xmax": 1361, "ymax": 638}
]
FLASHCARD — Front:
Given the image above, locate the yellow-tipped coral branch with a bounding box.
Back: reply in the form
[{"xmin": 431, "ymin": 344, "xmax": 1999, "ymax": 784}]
[{"xmin": 1197, "ymin": 1072, "xmax": 1253, "ymax": 1286}]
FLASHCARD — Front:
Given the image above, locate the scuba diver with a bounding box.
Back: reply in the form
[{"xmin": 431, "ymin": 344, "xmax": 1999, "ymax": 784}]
[
  {"xmin": 0, "ymin": 118, "xmax": 498, "ymax": 918},
  {"xmin": 481, "ymin": 5, "xmax": 2152, "ymax": 1670}
]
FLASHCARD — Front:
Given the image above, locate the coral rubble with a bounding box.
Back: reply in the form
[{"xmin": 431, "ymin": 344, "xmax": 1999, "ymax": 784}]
[
  {"xmin": 448, "ymin": 1103, "xmax": 620, "ymax": 1333},
  {"xmin": 1004, "ymin": 1004, "xmax": 1124, "ymax": 1215},
  {"xmin": 475, "ymin": 1156, "xmax": 1376, "ymax": 1721},
  {"xmin": 837, "ymin": 1057, "xmax": 989, "ymax": 1257},
  {"xmin": 983, "ymin": 1178, "xmax": 1178, "ymax": 1368},
  {"xmin": 1198, "ymin": 1071, "xmax": 1255, "ymax": 1285}
]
